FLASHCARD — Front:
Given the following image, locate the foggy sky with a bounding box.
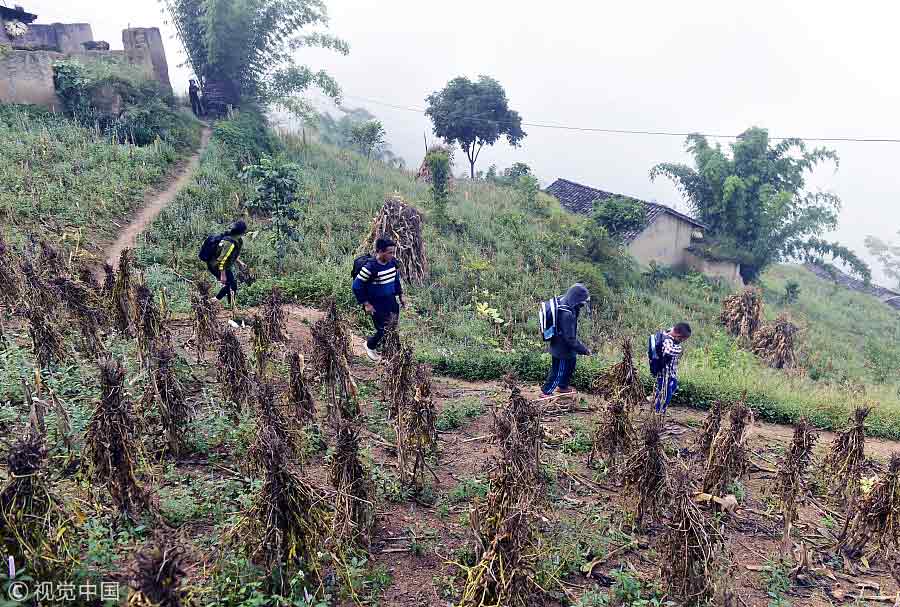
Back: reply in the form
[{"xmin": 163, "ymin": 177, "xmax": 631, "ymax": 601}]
[{"xmin": 20, "ymin": 0, "xmax": 900, "ymax": 287}]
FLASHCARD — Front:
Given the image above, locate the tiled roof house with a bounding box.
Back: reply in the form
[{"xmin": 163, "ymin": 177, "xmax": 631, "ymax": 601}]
[{"xmin": 545, "ymin": 178, "xmax": 743, "ymax": 287}]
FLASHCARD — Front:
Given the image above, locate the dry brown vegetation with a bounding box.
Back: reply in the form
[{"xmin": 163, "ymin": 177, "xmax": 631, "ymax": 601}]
[
  {"xmin": 720, "ymin": 287, "xmax": 763, "ymax": 341},
  {"xmin": 361, "ymin": 195, "xmax": 428, "ymax": 285}
]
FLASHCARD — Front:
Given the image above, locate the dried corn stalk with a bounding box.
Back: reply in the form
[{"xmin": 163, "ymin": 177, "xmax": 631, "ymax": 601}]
[
  {"xmin": 592, "ymin": 338, "xmax": 645, "ymax": 407},
  {"xmin": 703, "ymin": 401, "xmax": 753, "ymax": 496},
  {"xmin": 720, "ymin": 287, "xmax": 763, "ymax": 341},
  {"xmin": 82, "ymin": 359, "xmax": 151, "ymax": 517},
  {"xmin": 774, "ymin": 419, "xmax": 818, "ymax": 549},
  {"xmin": 751, "ymin": 315, "xmax": 799, "ymax": 369},
  {"xmin": 623, "ymin": 416, "xmax": 670, "ymax": 525},
  {"xmin": 589, "ymin": 400, "xmax": 634, "ymax": 470},
  {"xmin": 824, "ymin": 405, "xmax": 871, "ymax": 501},
  {"xmin": 360, "ymin": 195, "xmax": 428, "ymax": 285},
  {"xmin": 397, "ymin": 364, "xmax": 438, "ymax": 490},
  {"xmin": 840, "ymin": 453, "xmax": 900, "ymax": 560}
]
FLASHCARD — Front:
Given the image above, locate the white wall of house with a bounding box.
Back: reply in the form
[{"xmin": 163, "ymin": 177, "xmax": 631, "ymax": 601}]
[
  {"xmin": 626, "ymin": 213, "xmax": 743, "ymax": 288},
  {"xmin": 627, "ymin": 213, "xmax": 694, "ymax": 267}
]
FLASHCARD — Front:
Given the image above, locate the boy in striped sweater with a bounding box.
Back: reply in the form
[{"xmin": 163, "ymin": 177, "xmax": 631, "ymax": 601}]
[
  {"xmin": 651, "ymin": 322, "xmax": 691, "ymax": 414},
  {"xmin": 352, "ymin": 238, "xmax": 406, "ymax": 361}
]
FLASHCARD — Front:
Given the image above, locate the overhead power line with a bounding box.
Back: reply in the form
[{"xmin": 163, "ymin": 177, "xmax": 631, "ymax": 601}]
[{"xmin": 343, "ymin": 94, "xmax": 900, "ymax": 144}]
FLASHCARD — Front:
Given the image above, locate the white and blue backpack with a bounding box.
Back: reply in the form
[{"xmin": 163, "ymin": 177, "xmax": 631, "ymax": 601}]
[{"xmin": 538, "ymin": 297, "xmax": 571, "ymax": 341}]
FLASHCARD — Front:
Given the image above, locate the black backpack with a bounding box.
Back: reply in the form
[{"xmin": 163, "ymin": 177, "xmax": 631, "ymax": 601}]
[
  {"xmin": 351, "ymin": 253, "xmax": 374, "ymax": 280},
  {"xmin": 647, "ymin": 330, "xmax": 667, "ymax": 375},
  {"xmin": 198, "ymin": 233, "xmax": 223, "ymax": 262}
]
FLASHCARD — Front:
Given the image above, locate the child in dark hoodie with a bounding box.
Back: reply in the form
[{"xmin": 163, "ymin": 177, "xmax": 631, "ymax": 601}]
[{"xmin": 540, "ymin": 283, "xmax": 592, "ymax": 398}]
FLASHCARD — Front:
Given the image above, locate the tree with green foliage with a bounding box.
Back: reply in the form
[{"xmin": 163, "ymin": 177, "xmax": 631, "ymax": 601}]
[
  {"xmin": 864, "ymin": 231, "xmax": 900, "ymax": 290},
  {"xmin": 650, "ymin": 128, "xmax": 870, "ymax": 283},
  {"xmin": 592, "ymin": 197, "xmax": 647, "ymax": 237},
  {"xmin": 161, "ymin": 0, "xmax": 349, "ymax": 114},
  {"xmin": 243, "ymin": 155, "xmax": 304, "ymax": 271},
  {"xmin": 349, "ymin": 120, "xmax": 385, "ymax": 160},
  {"xmin": 425, "ymin": 75, "xmax": 526, "ymax": 179}
]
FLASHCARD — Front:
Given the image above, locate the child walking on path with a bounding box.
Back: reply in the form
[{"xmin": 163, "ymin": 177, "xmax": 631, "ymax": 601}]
[
  {"xmin": 649, "ymin": 322, "xmax": 692, "ymax": 414},
  {"xmin": 540, "ymin": 283, "xmax": 592, "ymax": 398}
]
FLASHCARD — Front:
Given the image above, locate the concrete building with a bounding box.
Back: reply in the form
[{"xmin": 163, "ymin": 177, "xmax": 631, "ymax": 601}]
[
  {"xmin": 546, "ymin": 178, "xmax": 743, "ymax": 287},
  {"xmin": 0, "ymin": 4, "xmax": 171, "ymax": 110}
]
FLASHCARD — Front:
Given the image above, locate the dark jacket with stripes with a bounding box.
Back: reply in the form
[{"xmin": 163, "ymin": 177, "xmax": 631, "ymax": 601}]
[{"xmin": 352, "ymin": 258, "xmax": 403, "ymax": 313}]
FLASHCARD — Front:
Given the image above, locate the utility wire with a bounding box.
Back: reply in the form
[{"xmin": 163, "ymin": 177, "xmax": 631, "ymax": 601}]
[{"xmin": 343, "ymin": 94, "xmax": 900, "ymax": 144}]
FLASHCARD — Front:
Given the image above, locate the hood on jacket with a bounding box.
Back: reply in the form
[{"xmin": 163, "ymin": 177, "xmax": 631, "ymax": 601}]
[{"xmin": 561, "ymin": 283, "xmax": 590, "ymax": 309}]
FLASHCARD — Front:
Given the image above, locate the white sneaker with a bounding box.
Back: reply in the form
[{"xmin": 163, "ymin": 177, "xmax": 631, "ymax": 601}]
[{"xmin": 365, "ymin": 344, "xmax": 381, "ymax": 362}]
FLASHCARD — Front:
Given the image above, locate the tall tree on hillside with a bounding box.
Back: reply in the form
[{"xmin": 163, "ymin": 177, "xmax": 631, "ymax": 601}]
[
  {"xmin": 650, "ymin": 128, "xmax": 870, "ymax": 283},
  {"xmin": 425, "ymin": 76, "xmax": 526, "ymax": 179},
  {"xmin": 161, "ymin": 0, "xmax": 349, "ymax": 114},
  {"xmin": 865, "ymin": 231, "xmax": 900, "ymax": 289},
  {"xmin": 350, "ymin": 120, "xmax": 386, "ymax": 160}
]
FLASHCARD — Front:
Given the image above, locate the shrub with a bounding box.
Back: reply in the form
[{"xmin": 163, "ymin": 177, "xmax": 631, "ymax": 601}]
[
  {"xmin": 591, "ymin": 196, "xmax": 647, "ymax": 236},
  {"xmin": 425, "ymin": 149, "xmax": 451, "ymax": 223},
  {"xmin": 213, "ymin": 108, "xmax": 275, "ymax": 168}
]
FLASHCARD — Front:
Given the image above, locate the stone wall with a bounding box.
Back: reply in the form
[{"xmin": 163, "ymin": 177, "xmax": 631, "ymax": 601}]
[
  {"xmin": 0, "ymin": 19, "xmax": 171, "ymax": 109},
  {"xmin": 123, "ymin": 28, "xmax": 171, "ymax": 94},
  {"xmin": 684, "ymin": 251, "xmax": 743, "ymax": 288},
  {"xmin": 0, "ymin": 49, "xmax": 62, "ymax": 110},
  {"xmin": 0, "ymin": 23, "xmax": 92, "ymax": 52}
]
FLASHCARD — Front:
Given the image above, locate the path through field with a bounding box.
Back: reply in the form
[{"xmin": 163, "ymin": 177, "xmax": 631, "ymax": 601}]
[{"xmin": 102, "ymin": 126, "xmax": 212, "ymax": 271}]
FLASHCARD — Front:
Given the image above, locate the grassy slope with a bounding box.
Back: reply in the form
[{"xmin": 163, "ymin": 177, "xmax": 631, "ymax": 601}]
[
  {"xmin": 137, "ymin": 119, "xmax": 900, "ymax": 437},
  {"xmin": 0, "ymin": 105, "xmax": 201, "ymax": 249}
]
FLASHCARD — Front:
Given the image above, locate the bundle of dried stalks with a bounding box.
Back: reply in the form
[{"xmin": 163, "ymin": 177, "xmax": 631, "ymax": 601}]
[
  {"xmin": 697, "ymin": 401, "xmax": 726, "ymax": 460},
  {"xmin": 720, "ymin": 287, "xmax": 763, "ymax": 340},
  {"xmin": 102, "ymin": 262, "xmax": 115, "ymax": 298},
  {"xmin": 592, "ymin": 338, "xmax": 645, "ymax": 407},
  {"xmin": 589, "ymin": 400, "xmax": 634, "ymax": 470},
  {"xmin": 384, "ymin": 342, "xmax": 414, "ymax": 418},
  {"xmin": 286, "ymin": 351, "xmax": 315, "ymax": 422},
  {"xmin": 329, "ymin": 421, "xmax": 375, "ymax": 547},
  {"xmin": 19, "ymin": 259, "xmax": 57, "ymax": 312},
  {"xmin": 150, "ymin": 344, "xmax": 193, "ymax": 458},
  {"xmin": 217, "ymin": 328, "xmax": 254, "ymax": 416},
  {"xmin": 24, "ymin": 304, "xmax": 68, "ymax": 368},
  {"xmin": 262, "ymin": 287, "xmax": 287, "ymax": 342},
  {"xmin": 824, "ymin": 405, "xmax": 871, "ymax": 500},
  {"xmin": 0, "ymin": 434, "xmax": 77, "ymax": 578},
  {"xmin": 623, "ymin": 416, "xmax": 670, "ymax": 525},
  {"xmin": 37, "ymin": 240, "xmax": 66, "ymax": 277},
  {"xmin": 774, "ymin": 419, "xmax": 818, "ymax": 548},
  {"xmin": 361, "ymin": 195, "xmax": 428, "ymax": 285},
  {"xmin": 660, "ymin": 469, "xmax": 728, "ymax": 604},
  {"xmin": 462, "ymin": 462, "xmax": 539, "ymax": 607},
  {"xmin": 136, "ymin": 284, "xmax": 164, "ymax": 367},
  {"xmin": 251, "ymin": 314, "xmax": 271, "ymax": 375},
  {"xmin": 234, "ymin": 423, "xmax": 330, "ymax": 592},
  {"xmin": 111, "ymin": 249, "xmax": 137, "ymax": 336},
  {"xmin": 493, "ymin": 382, "xmax": 543, "ymax": 483},
  {"xmin": 127, "ymin": 535, "xmax": 193, "ymax": 607},
  {"xmin": 190, "ymin": 281, "xmax": 220, "ymax": 363},
  {"xmin": 0, "ymin": 237, "xmax": 23, "ymax": 310},
  {"xmin": 52, "ymin": 276, "xmax": 107, "ymax": 356},
  {"xmin": 310, "ymin": 300, "xmax": 358, "ymax": 422},
  {"xmin": 703, "ymin": 402, "xmax": 753, "ymax": 496},
  {"xmin": 380, "ymin": 320, "xmax": 402, "ymax": 362},
  {"xmin": 82, "ymin": 359, "xmax": 150, "ymax": 517},
  {"xmin": 751, "ymin": 315, "xmax": 800, "ymax": 369},
  {"xmin": 397, "ymin": 364, "xmax": 438, "ymax": 490},
  {"xmin": 248, "ymin": 380, "xmax": 299, "ymax": 468},
  {"xmin": 840, "ymin": 454, "xmax": 900, "ymax": 560}
]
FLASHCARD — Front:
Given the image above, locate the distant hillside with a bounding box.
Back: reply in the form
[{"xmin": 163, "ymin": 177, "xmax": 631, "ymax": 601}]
[{"xmin": 134, "ymin": 115, "xmax": 900, "ymax": 436}]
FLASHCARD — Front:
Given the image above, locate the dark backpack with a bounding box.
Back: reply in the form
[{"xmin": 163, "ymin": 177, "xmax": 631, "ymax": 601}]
[
  {"xmin": 198, "ymin": 233, "xmax": 223, "ymax": 263},
  {"xmin": 647, "ymin": 330, "xmax": 668, "ymax": 375},
  {"xmin": 351, "ymin": 253, "xmax": 374, "ymax": 281},
  {"xmin": 538, "ymin": 297, "xmax": 571, "ymax": 341}
]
